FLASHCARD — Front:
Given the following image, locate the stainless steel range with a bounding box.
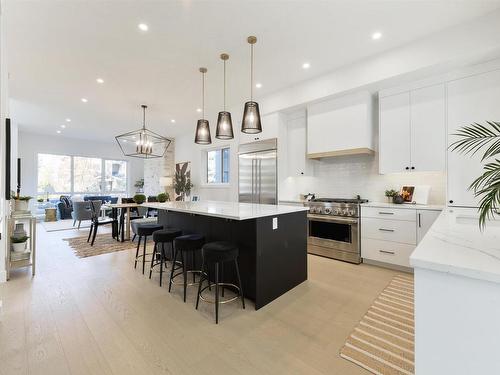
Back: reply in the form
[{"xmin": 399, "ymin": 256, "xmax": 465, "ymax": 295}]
[{"xmin": 305, "ymin": 197, "xmax": 368, "ymax": 264}]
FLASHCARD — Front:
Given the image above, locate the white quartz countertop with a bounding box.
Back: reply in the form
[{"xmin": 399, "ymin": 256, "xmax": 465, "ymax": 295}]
[
  {"xmin": 144, "ymin": 201, "xmax": 309, "ymax": 221},
  {"xmin": 361, "ymin": 201, "xmax": 444, "ymax": 211},
  {"xmin": 410, "ymin": 207, "xmax": 500, "ymax": 284}
]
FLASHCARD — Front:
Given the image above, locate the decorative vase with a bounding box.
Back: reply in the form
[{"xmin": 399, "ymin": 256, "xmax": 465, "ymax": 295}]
[
  {"xmin": 12, "ymin": 241, "xmax": 27, "ymax": 253},
  {"xmin": 13, "ymin": 223, "xmax": 27, "ymax": 239},
  {"xmin": 14, "ymin": 200, "xmax": 29, "ymax": 212},
  {"xmin": 392, "ymin": 195, "xmax": 405, "ymax": 204}
]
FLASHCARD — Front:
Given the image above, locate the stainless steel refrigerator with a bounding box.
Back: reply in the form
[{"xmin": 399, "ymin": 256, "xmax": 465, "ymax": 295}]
[{"xmin": 238, "ymin": 138, "xmax": 278, "ymax": 204}]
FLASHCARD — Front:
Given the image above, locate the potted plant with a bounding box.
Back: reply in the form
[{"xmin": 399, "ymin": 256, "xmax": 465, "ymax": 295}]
[
  {"xmin": 134, "ymin": 178, "xmax": 145, "ymax": 193},
  {"xmin": 11, "ymin": 235, "xmax": 29, "ymax": 253},
  {"xmin": 157, "ymin": 192, "xmax": 169, "ymax": 203},
  {"xmin": 11, "ymin": 193, "xmax": 33, "ymax": 212},
  {"xmin": 450, "ymin": 121, "xmax": 500, "ymax": 228},
  {"xmin": 384, "ymin": 189, "xmax": 398, "ymax": 203},
  {"xmin": 133, "ymin": 194, "xmax": 146, "ymax": 204},
  {"xmin": 173, "ymin": 170, "xmax": 194, "ymax": 201}
]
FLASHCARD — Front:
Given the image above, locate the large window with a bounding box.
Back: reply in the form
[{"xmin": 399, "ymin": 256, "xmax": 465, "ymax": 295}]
[
  {"xmin": 37, "ymin": 153, "xmax": 128, "ymax": 196},
  {"xmin": 207, "ymin": 147, "xmax": 230, "ymax": 184}
]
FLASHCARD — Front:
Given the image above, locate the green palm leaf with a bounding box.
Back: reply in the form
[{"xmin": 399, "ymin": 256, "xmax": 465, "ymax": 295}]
[{"xmin": 450, "ymin": 122, "xmax": 500, "ymax": 229}]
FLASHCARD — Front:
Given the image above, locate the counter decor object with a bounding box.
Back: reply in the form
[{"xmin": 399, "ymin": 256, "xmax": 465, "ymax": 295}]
[
  {"xmin": 13, "ymin": 223, "xmax": 27, "ymax": 239},
  {"xmin": 174, "ymin": 162, "xmax": 193, "ymax": 201},
  {"xmin": 450, "ymin": 120, "xmax": 500, "ymax": 228},
  {"xmin": 157, "ymin": 192, "xmax": 169, "ymax": 203},
  {"xmin": 133, "ymin": 194, "xmax": 146, "ymax": 204},
  {"xmin": 11, "ymin": 194, "xmax": 32, "ymax": 213},
  {"xmin": 392, "ymin": 194, "xmax": 405, "ymax": 204},
  {"xmin": 384, "ymin": 189, "xmax": 398, "ymax": 203}
]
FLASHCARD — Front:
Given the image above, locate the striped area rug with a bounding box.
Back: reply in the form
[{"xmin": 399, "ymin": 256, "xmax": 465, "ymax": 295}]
[{"xmin": 340, "ymin": 274, "xmax": 414, "ymax": 375}]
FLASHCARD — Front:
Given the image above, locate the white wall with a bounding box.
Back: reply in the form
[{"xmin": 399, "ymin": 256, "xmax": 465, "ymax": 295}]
[
  {"xmin": 0, "ymin": 0, "xmax": 8, "ymax": 282},
  {"xmin": 17, "ymin": 131, "xmax": 144, "ymax": 206}
]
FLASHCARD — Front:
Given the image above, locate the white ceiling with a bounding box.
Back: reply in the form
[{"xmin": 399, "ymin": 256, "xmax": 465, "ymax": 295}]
[{"xmin": 6, "ymin": 0, "xmax": 500, "ymax": 142}]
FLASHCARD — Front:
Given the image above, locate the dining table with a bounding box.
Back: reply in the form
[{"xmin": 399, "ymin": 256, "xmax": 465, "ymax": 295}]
[{"xmin": 105, "ymin": 202, "xmax": 141, "ymax": 241}]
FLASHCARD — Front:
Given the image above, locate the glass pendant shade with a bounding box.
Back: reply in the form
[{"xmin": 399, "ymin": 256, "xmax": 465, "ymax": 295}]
[
  {"xmin": 216, "ymin": 111, "xmax": 234, "ymax": 139},
  {"xmin": 241, "ymin": 101, "xmax": 262, "ymax": 134},
  {"xmin": 195, "ymin": 119, "xmax": 211, "ymax": 144}
]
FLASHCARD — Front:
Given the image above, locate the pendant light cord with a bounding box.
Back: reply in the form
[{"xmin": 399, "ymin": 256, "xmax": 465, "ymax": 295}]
[
  {"xmin": 250, "ymin": 43, "xmax": 254, "ymax": 102},
  {"xmin": 223, "ymin": 59, "xmax": 226, "ymax": 111},
  {"xmin": 202, "ymin": 71, "xmax": 205, "ymax": 119}
]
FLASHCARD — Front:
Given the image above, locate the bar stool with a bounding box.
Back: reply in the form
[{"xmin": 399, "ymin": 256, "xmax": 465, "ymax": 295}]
[
  {"xmin": 169, "ymin": 234, "xmax": 205, "ymax": 302},
  {"xmin": 134, "ymin": 223, "xmax": 163, "ymax": 274},
  {"xmin": 149, "ymin": 228, "xmax": 182, "ymax": 287},
  {"xmin": 196, "ymin": 241, "xmax": 245, "ymax": 324}
]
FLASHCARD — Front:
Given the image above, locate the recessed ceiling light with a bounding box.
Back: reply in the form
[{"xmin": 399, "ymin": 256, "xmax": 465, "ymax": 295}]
[
  {"xmin": 60, "ymin": 124, "xmax": 66, "ymax": 129},
  {"xmin": 96, "ymin": 78, "xmax": 104, "ymax": 84},
  {"xmin": 302, "ymin": 62, "xmax": 311, "ymax": 70},
  {"xmin": 171, "ymin": 119, "xmax": 176, "ymax": 123},
  {"xmin": 372, "ymin": 31, "xmax": 382, "ymax": 40},
  {"xmin": 65, "ymin": 118, "xmax": 71, "ymax": 122},
  {"xmin": 81, "ymin": 98, "xmax": 88, "ymax": 103},
  {"xmin": 123, "ymin": 139, "xmax": 127, "ymax": 143},
  {"xmin": 196, "ymin": 108, "xmax": 202, "ymax": 113},
  {"xmin": 56, "ymin": 130, "xmax": 61, "ymax": 134},
  {"xmin": 255, "ymin": 83, "xmax": 262, "ymax": 88},
  {"xmin": 138, "ymin": 23, "xmax": 149, "ymax": 31}
]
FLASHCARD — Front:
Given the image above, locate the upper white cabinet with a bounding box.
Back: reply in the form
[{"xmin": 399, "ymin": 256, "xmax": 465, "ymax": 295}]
[
  {"xmin": 239, "ymin": 112, "xmax": 280, "ymax": 144},
  {"xmin": 286, "ymin": 111, "xmax": 310, "ymax": 176},
  {"xmin": 307, "ymin": 92, "xmax": 374, "ymax": 159},
  {"xmin": 379, "ymin": 92, "xmax": 411, "ymax": 174},
  {"xmin": 379, "ymin": 83, "xmax": 446, "ymax": 174},
  {"xmin": 447, "ymin": 69, "xmax": 500, "ymax": 207}
]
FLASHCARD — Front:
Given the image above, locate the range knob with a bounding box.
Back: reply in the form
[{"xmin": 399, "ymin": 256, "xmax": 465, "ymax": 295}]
[{"xmin": 324, "ymin": 207, "xmax": 332, "ymax": 214}]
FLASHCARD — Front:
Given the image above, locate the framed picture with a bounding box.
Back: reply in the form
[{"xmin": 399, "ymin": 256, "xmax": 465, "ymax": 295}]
[
  {"xmin": 400, "ymin": 186, "xmax": 415, "ymax": 202},
  {"xmin": 175, "ymin": 161, "xmax": 191, "ymax": 201}
]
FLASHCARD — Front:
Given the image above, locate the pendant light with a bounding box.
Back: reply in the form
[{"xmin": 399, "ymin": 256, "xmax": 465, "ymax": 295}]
[
  {"xmin": 115, "ymin": 104, "xmax": 171, "ymax": 158},
  {"xmin": 241, "ymin": 36, "xmax": 262, "ymax": 134},
  {"xmin": 216, "ymin": 53, "xmax": 234, "ymax": 139},
  {"xmin": 194, "ymin": 67, "xmax": 211, "ymax": 144}
]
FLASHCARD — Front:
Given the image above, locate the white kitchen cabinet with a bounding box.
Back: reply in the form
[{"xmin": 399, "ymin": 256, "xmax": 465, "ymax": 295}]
[
  {"xmin": 417, "ymin": 209, "xmax": 441, "ymax": 242},
  {"xmin": 239, "ymin": 112, "xmax": 280, "ymax": 144},
  {"xmin": 379, "ymin": 92, "xmax": 411, "ymax": 174},
  {"xmin": 307, "ymin": 91, "xmax": 374, "ymax": 159},
  {"xmin": 411, "ymin": 84, "xmax": 446, "ymax": 172},
  {"xmin": 379, "ymin": 84, "xmax": 445, "ymax": 174},
  {"xmin": 286, "ymin": 112, "xmax": 310, "ymax": 176},
  {"xmin": 361, "ymin": 204, "xmax": 442, "ymax": 269},
  {"xmin": 447, "ymin": 69, "xmax": 500, "ymax": 207}
]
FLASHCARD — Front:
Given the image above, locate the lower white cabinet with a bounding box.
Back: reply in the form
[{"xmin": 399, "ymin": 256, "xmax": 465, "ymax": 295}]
[{"xmin": 361, "ymin": 205, "xmax": 441, "ymax": 268}]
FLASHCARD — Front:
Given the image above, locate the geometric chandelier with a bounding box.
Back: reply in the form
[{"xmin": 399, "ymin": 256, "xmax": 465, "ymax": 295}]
[{"xmin": 115, "ymin": 104, "xmax": 172, "ymax": 159}]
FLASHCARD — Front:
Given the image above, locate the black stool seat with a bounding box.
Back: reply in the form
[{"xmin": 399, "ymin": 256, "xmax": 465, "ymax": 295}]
[
  {"xmin": 202, "ymin": 241, "xmax": 238, "ymax": 263},
  {"xmin": 169, "ymin": 233, "xmax": 205, "ymax": 302},
  {"xmin": 174, "ymin": 234, "xmax": 205, "ymax": 251},
  {"xmin": 153, "ymin": 228, "xmax": 182, "ymax": 243},
  {"xmin": 137, "ymin": 223, "xmax": 163, "ymax": 236}
]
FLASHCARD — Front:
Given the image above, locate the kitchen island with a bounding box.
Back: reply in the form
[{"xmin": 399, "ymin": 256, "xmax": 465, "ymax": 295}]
[
  {"xmin": 144, "ymin": 201, "xmax": 309, "ymax": 310},
  {"xmin": 410, "ymin": 207, "xmax": 500, "ymax": 374}
]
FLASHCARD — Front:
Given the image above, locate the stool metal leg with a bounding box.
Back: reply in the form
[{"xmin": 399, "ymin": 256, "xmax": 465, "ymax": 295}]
[
  {"xmin": 182, "ymin": 250, "xmax": 187, "ymax": 302},
  {"xmin": 159, "ymin": 242, "xmax": 165, "ymax": 287},
  {"xmin": 142, "ymin": 235, "xmax": 147, "ymax": 275},
  {"xmin": 168, "ymin": 247, "xmax": 178, "ymax": 292},
  {"xmin": 196, "ymin": 259, "xmax": 205, "ymax": 310},
  {"xmin": 215, "ymin": 262, "xmax": 219, "ymax": 324},
  {"xmin": 235, "ymin": 259, "xmax": 245, "ymax": 309},
  {"xmin": 221, "ymin": 262, "xmax": 225, "ymax": 297},
  {"xmin": 134, "ymin": 236, "xmax": 141, "ymax": 269},
  {"xmin": 149, "ymin": 242, "xmax": 157, "ymax": 279}
]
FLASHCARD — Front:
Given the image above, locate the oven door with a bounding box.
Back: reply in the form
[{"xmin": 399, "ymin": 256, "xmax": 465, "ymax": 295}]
[{"xmin": 307, "ymin": 214, "xmax": 359, "ymax": 255}]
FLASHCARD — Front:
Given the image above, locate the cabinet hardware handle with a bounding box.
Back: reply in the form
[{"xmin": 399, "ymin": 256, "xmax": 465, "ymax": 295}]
[
  {"xmin": 411, "ymin": 166, "xmax": 415, "ymax": 170},
  {"xmin": 449, "ymin": 200, "xmax": 454, "ymax": 204},
  {"xmin": 378, "ymin": 212, "xmax": 394, "ymax": 215},
  {"xmin": 379, "ymin": 250, "xmax": 395, "ymax": 255},
  {"xmin": 405, "ymin": 167, "xmax": 409, "ymax": 170},
  {"xmin": 379, "ymin": 228, "xmax": 395, "ymax": 232},
  {"xmin": 418, "ymin": 213, "xmax": 422, "ymax": 228}
]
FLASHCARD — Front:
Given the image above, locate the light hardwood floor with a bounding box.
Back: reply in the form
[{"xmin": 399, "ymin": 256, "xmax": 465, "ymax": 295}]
[{"xmin": 0, "ymin": 224, "xmax": 400, "ymax": 375}]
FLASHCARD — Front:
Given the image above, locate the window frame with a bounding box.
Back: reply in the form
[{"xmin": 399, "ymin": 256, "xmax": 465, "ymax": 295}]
[
  {"xmin": 202, "ymin": 146, "xmax": 231, "ymax": 187},
  {"xmin": 36, "ymin": 152, "xmax": 129, "ymax": 196}
]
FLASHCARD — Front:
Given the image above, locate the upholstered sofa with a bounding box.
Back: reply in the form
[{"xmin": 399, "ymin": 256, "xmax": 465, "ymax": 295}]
[{"xmin": 57, "ymin": 195, "xmax": 73, "ymax": 219}]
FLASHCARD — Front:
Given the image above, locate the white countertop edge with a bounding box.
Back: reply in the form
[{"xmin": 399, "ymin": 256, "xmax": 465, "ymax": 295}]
[
  {"xmin": 410, "ymin": 259, "xmax": 500, "ymax": 284},
  {"xmin": 144, "ymin": 201, "xmax": 309, "ymax": 221},
  {"xmin": 361, "ymin": 201, "xmax": 444, "ymax": 211}
]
